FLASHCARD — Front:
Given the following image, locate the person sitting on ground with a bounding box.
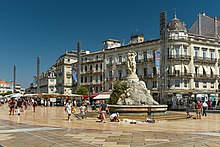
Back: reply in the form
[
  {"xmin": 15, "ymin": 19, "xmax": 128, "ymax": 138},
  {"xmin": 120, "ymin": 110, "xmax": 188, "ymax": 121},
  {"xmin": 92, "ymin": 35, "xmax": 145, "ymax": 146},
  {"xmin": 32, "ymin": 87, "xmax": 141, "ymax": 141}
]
[{"xmin": 110, "ymin": 113, "xmax": 119, "ymax": 122}]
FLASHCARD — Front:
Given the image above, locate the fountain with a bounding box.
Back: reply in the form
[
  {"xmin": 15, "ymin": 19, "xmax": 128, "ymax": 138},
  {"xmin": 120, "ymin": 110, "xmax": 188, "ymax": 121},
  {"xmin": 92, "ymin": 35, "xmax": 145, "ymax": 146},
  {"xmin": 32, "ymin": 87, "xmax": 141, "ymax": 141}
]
[{"xmin": 108, "ymin": 51, "xmax": 167, "ymax": 115}]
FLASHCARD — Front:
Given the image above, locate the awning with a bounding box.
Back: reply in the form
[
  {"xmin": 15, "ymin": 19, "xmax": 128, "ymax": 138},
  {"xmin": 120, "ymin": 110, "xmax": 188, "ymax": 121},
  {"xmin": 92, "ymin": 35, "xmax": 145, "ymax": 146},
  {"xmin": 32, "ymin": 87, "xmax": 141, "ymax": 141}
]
[
  {"xmin": 184, "ymin": 65, "xmax": 189, "ymax": 72},
  {"xmin": 174, "ymin": 65, "xmax": 181, "ymax": 70},
  {"xmin": 11, "ymin": 93, "xmax": 23, "ymax": 98},
  {"xmin": 93, "ymin": 94, "xmax": 110, "ymax": 100},
  {"xmin": 210, "ymin": 67, "xmax": 216, "ymax": 75}
]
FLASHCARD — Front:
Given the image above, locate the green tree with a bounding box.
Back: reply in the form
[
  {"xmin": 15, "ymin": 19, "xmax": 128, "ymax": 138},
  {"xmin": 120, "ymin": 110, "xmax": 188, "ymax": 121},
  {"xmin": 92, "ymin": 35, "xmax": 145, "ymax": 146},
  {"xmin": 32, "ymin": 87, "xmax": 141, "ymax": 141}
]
[
  {"xmin": 109, "ymin": 81, "xmax": 129, "ymax": 104},
  {"xmin": 76, "ymin": 86, "xmax": 88, "ymax": 95}
]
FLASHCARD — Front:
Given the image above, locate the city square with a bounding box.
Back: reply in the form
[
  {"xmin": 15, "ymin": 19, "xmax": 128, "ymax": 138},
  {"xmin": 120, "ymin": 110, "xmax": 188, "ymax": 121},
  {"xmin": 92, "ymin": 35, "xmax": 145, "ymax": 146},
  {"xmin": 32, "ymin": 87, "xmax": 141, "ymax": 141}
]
[
  {"xmin": 1, "ymin": 0, "xmax": 220, "ymax": 147},
  {"xmin": 0, "ymin": 104, "xmax": 220, "ymax": 147}
]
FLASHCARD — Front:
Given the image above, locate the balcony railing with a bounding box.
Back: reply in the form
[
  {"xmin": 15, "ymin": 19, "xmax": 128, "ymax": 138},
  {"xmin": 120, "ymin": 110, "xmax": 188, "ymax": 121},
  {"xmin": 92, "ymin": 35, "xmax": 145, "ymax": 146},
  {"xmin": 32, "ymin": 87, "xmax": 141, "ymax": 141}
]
[
  {"xmin": 194, "ymin": 74, "xmax": 218, "ymax": 79},
  {"xmin": 167, "ymin": 55, "xmax": 191, "ymax": 61},
  {"xmin": 194, "ymin": 57, "xmax": 217, "ymax": 64}
]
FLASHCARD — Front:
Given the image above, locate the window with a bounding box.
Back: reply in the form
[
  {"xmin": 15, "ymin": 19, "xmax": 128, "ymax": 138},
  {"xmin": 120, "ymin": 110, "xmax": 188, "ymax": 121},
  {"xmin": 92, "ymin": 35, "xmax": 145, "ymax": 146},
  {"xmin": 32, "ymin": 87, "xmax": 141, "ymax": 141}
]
[
  {"xmin": 96, "ymin": 55, "xmax": 98, "ymax": 60},
  {"xmin": 81, "ymin": 66, "xmax": 83, "ymax": 72},
  {"xmin": 203, "ymin": 67, "xmax": 206, "ymax": 75},
  {"xmin": 109, "ymin": 84, "xmax": 112, "ymax": 90},
  {"xmin": 184, "ymin": 47, "xmax": 187, "ymax": 58},
  {"xmin": 96, "ymin": 64, "xmax": 98, "ymax": 70},
  {"xmin": 90, "ymin": 76, "xmax": 92, "ymax": 82},
  {"xmin": 100, "ymin": 75, "xmax": 102, "ymax": 82},
  {"xmin": 153, "ymin": 50, "xmax": 156, "ymax": 62},
  {"xmin": 167, "ymin": 48, "xmax": 170, "ymax": 57},
  {"xmin": 218, "ymin": 51, "xmax": 220, "ymax": 59},
  {"xmin": 81, "ymin": 77, "xmax": 83, "ymax": 83},
  {"xmin": 184, "ymin": 80, "xmax": 187, "ymax": 87},
  {"xmin": 109, "ymin": 71, "xmax": 112, "ymax": 78},
  {"xmin": 67, "ymin": 59, "xmax": 70, "ymax": 62},
  {"xmin": 175, "ymin": 80, "xmax": 180, "ymax": 87},
  {"xmin": 195, "ymin": 67, "xmax": 198, "ymax": 76},
  {"xmin": 168, "ymin": 80, "xmax": 170, "ymax": 88},
  {"xmin": 202, "ymin": 49, "xmax": 207, "ymax": 59},
  {"xmin": 175, "ymin": 46, "xmax": 180, "ymax": 58},
  {"xmin": 118, "ymin": 55, "xmax": 122, "ymax": 63},
  {"xmin": 90, "ymin": 65, "xmax": 92, "ymax": 71},
  {"xmin": 85, "ymin": 77, "xmax": 87, "ymax": 82},
  {"xmin": 203, "ymin": 82, "xmax": 207, "ymax": 88},
  {"xmin": 144, "ymin": 52, "xmax": 147, "ymax": 61},
  {"xmin": 153, "ymin": 81, "xmax": 157, "ymax": 88},
  {"xmin": 109, "ymin": 57, "xmax": 112, "ymax": 64},
  {"xmin": 194, "ymin": 48, "xmax": 199, "ymax": 59},
  {"xmin": 118, "ymin": 70, "xmax": 122, "ymax": 80},
  {"xmin": 136, "ymin": 69, "xmax": 139, "ymax": 76},
  {"xmin": 144, "ymin": 68, "xmax": 148, "ymax": 77},
  {"xmin": 85, "ymin": 66, "xmax": 87, "ymax": 71},
  {"xmin": 153, "ymin": 67, "xmax": 157, "ymax": 76},
  {"xmin": 211, "ymin": 82, "xmax": 214, "ymax": 88},
  {"xmin": 210, "ymin": 50, "xmax": 214, "ymax": 61},
  {"xmin": 195, "ymin": 81, "xmax": 199, "ymax": 88},
  {"xmin": 96, "ymin": 76, "xmax": 98, "ymax": 82},
  {"xmin": 100, "ymin": 64, "xmax": 102, "ymax": 70}
]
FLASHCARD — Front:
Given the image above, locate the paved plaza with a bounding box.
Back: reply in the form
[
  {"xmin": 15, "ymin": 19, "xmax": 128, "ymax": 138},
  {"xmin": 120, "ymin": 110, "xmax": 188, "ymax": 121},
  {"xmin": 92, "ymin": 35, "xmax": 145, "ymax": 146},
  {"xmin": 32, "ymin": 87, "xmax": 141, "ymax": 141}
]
[{"xmin": 0, "ymin": 104, "xmax": 220, "ymax": 147}]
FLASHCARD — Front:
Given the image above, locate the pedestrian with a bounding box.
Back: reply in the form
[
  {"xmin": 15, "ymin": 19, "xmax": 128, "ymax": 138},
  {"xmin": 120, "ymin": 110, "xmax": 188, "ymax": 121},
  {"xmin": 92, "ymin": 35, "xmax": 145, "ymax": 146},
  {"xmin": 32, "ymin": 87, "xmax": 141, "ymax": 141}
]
[
  {"xmin": 33, "ymin": 99, "xmax": 37, "ymax": 112},
  {"xmin": 23, "ymin": 99, "xmax": 27, "ymax": 110},
  {"xmin": 80, "ymin": 103, "xmax": 87, "ymax": 119},
  {"xmin": 196, "ymin": 100, "xmax": 202, "ymax": 119},
  {"xmin": 8, "ymin": 99, "xmax": 15, "ymax": 115},
  {"xmin": 110, "ymin": 113, "xmax": 119, "ymax": 122},
  {"xmin": 99, "ymin": 100, "xmax": 108, "ymax": 123},
  {"xmin": 65, "ymin": 100, "xmax": 73, "ymax": 121},
  {"xmin": 17, "ymin": 98, "xmax": 22, "ymax": 115},
  {"xmin": 202, "ymin": 101, "xmax": 208, "ymax": 116}
]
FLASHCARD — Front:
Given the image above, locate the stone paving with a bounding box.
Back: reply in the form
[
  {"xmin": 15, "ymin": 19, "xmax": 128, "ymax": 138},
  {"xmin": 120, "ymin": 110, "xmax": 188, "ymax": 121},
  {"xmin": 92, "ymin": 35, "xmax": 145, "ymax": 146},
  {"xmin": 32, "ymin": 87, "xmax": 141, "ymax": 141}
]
[{"xmin": 0, "ymin": 104, "xmax": 220, "ymax": 147}]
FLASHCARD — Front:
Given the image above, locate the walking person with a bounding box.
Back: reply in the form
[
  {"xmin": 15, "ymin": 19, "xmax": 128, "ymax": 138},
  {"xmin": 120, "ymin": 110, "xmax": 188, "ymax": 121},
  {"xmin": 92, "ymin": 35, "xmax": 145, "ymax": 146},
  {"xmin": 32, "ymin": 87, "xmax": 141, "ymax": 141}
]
[
  {"xmin": 196, "ymin": 100, "xmax": 202, "ymax": 119},
  {"xmin": 8, "ymin": 99, "xmax": 15, "ymax": 115},
  {"xmin": 99, "ymin": 100, "xmax": 108, "ymax": 123},
  {"xmin": 33, "ymin": 99, "xmax": 37, "ymax": 112},
  {"xmin": 80, "ymin": 103, "xmax": 87, "ymax": 119},
  {"xmin": 17, "ymin": 98, "xmax": 22, "ymax": 115},
  {"xmin": 202, "ymin": 101, "xmax": 208, "ymax": 116},
  {"xmin": 65, "ymin": 100, "xmax": 73, "ymax": 121}
]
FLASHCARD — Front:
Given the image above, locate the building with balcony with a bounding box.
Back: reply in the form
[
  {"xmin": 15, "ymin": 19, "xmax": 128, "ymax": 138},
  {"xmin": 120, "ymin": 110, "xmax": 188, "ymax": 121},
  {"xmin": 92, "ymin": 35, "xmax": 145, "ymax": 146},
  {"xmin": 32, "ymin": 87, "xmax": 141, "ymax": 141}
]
[
  {"xmin": 80, "ymin": 51, "xmax": 105, "ymax": 94},
  {"xmin": 39, "ymin": 66, "xmax": 57, "ymax": 94},
  {"xmin": 0, "ymin": 80, "xmax": 12, "ymax": 94},
  {"xmin": 55, "ymin": 51, "xmax": 78, "ymax": 94}
]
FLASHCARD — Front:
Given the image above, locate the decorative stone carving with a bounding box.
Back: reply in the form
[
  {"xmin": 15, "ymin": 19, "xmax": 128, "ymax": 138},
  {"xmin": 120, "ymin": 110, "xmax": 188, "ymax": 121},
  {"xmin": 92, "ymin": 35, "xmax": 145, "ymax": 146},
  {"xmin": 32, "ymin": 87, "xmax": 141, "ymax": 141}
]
[{"xmin": 117, "ymin": 51, "xmax": 159, "ymax": 105}]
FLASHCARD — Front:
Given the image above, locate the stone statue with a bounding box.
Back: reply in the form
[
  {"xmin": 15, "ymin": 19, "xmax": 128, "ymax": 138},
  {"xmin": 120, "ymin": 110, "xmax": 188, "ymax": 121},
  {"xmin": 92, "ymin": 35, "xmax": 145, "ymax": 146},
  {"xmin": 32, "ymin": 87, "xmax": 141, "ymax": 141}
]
[
  {"xmin": 116, "ymin": 51, "xmax": 159, "ymax": 105},
  {"xmin": 127, "ymin": 51, "xmax": 137, "ymax": 75}
]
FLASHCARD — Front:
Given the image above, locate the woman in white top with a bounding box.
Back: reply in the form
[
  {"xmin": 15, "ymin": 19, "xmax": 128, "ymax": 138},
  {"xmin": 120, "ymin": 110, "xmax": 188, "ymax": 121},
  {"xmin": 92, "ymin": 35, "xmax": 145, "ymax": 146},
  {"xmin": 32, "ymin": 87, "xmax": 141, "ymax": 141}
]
[{"xmin": 65, "ymin": 100, "xmax": 73, "ymax": 120}]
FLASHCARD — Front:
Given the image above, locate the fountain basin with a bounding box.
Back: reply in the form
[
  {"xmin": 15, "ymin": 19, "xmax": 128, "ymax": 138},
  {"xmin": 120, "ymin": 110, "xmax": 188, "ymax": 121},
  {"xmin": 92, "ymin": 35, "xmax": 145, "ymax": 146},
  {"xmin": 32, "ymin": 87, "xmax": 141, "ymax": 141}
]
[{"xmin": 108, "ymin": 105, "xmax": 168, "ymax": 115}]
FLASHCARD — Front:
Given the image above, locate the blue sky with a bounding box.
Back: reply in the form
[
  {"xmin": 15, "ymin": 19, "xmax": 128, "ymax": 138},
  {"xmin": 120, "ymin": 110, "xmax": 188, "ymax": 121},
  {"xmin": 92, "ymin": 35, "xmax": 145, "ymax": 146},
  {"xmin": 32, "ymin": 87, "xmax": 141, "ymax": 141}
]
[{"xmin": 0, "ymin": 0, "xmax": 220, "ymax": 87}]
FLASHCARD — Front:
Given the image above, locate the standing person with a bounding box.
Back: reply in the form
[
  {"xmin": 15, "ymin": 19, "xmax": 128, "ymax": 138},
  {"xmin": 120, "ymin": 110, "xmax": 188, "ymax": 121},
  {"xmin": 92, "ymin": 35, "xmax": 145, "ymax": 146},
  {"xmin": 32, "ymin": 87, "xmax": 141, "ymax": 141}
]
[
  {"xmin": 99, "ymin": 100, "xmax": 108, "ymax": 123},
  {"xmin": 33, "ymin": 99, "xmax": 37, "ymax": 112},
  {"xmin": 8, "ymin": 99, "xmax": 15, "ymax": 115},
  {"xmin": 65, "ymin": 100, "xmax": 73, "ymax": 121},
  {"xmin": 80, "ymin": 103, "xmax": 87, "ymax": 119},
  {"xmin": 23, "ymin": 99, "xmax": 27, "ymax": 110},
  {"xmin": 202, "ymin": 101, "xmax": 208, "ymax": 116},
  {"xmin": 196, "ymin": 100, "xmax": 202, "ymax": 119},
  {"xmin": 17, "ymin": 99, "xmax": 22, "ymax": 115}
]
